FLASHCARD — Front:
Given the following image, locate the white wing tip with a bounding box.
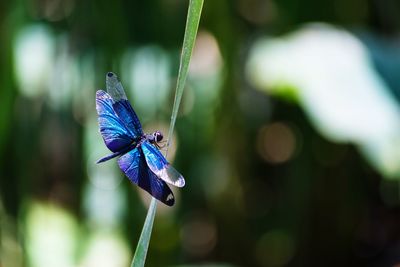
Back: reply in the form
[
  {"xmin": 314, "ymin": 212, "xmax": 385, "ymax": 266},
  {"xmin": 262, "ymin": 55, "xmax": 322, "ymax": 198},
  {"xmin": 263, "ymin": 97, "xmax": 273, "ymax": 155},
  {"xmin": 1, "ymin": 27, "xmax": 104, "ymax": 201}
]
[
  {"xmin": 174, "ymin": 177, "xmax": 185, "ymax": 188},
  {"xmin": 157, "ymin": 167, "xmax": 186, "ymax": 188}
]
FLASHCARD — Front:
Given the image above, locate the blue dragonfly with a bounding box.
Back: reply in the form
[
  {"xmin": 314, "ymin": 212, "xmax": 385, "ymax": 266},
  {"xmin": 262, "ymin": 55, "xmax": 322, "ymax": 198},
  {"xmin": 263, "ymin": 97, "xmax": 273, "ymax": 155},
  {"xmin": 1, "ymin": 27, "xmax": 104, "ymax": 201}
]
[{"xmin": 96, "ymin": 72, "xmax": 185, "ymax": 206}]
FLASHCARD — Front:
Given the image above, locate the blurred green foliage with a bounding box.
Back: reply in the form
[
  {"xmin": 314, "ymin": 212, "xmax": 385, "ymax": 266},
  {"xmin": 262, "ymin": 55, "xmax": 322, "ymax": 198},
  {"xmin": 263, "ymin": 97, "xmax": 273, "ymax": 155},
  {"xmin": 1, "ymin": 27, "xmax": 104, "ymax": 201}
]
[{"xmin": 1, "ymin": 0, "xmax": 400, "ymax": 267}]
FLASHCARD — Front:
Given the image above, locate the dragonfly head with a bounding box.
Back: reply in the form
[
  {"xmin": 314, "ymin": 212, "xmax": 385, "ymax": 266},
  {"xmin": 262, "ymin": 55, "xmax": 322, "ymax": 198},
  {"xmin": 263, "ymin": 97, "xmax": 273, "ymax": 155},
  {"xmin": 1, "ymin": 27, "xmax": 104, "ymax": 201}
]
[{"xmin": 153, "ymin": 131, "xmax": 164, "ymax": 143}]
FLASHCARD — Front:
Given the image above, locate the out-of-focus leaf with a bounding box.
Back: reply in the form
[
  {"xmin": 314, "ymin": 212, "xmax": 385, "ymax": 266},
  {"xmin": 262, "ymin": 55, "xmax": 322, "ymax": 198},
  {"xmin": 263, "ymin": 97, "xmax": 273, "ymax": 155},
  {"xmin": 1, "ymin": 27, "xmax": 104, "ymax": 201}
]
[{"xmin": 247, "ymin": 23, "xmax": 400, "ymax": 178}]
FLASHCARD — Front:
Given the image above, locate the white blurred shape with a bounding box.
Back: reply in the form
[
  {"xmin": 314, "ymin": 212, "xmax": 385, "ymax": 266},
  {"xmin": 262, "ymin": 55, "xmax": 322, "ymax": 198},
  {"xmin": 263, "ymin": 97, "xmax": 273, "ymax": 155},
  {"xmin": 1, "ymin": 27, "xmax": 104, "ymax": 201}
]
[
  {"xmin": 247, "ymin": 23, "xmax": 400, "ymax": 178},
  {"xmin": 25, "ymin": 201, "xmax": 78, "ymax": 267},
  {"xmin": 79, "ymin": 232, "xmax": 130, "ymax": 267},
  {"xmin": 121, "ymin": 46, "xmax": 171, "ymax": 122},
  {"xmin": 14, "ymin": 24, "xmax": 55, "ymax": 98}
]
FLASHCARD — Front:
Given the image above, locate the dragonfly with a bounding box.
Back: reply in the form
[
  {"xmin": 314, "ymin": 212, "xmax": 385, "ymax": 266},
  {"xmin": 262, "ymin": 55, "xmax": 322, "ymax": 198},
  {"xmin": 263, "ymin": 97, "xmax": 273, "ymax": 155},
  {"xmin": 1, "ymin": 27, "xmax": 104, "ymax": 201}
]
[{"xmin": 95, "ymin": 72, "xmax": 185, "ymax": 206}]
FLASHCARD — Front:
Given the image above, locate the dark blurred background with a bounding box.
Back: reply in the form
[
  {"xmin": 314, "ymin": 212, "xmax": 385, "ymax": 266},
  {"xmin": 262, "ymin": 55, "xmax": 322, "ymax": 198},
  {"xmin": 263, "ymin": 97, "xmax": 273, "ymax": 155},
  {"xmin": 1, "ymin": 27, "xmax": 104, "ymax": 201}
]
[{"xmin": 1, "ymin": 0, "xmax": 400, "ymax": 267}]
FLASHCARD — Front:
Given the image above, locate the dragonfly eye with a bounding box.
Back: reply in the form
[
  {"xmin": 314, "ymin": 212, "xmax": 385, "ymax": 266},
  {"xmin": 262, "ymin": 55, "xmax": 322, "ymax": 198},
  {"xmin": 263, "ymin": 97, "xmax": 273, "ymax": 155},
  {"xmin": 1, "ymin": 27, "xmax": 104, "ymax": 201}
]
[{"xmin": 154, "ymin": 131, "xmax": 163, "ymax": 142}]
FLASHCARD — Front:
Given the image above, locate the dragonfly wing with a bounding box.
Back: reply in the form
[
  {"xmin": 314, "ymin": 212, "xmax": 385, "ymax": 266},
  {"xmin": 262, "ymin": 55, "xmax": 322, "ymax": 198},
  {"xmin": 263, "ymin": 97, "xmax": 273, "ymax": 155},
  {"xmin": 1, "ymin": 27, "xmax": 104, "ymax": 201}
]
[
  {"xmin": 96, "ymin": 90, "xmax": 134, "ymax": 152},
  {"xmin": 118, "ymin": 147, "xmax": 175, "ymax": 206},
  {"xmin": 141, "ymin": 141, "xmax": 185, "ymax": 188},
  {"xmin": 106, "ymin": 72, "xmax": 143, "ymax": 138}
]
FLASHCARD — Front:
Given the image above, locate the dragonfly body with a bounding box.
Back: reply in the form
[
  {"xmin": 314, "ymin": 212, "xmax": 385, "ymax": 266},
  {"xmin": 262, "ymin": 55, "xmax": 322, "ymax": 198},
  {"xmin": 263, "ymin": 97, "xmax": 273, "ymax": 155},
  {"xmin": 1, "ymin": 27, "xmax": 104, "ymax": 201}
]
[
  {"xmin": 96, "ymin": 72, "xmax": 185, "ymax": 206},
  {"xmin": 96, "ymin": 131, "xmax": 162, "ymax": 163}
]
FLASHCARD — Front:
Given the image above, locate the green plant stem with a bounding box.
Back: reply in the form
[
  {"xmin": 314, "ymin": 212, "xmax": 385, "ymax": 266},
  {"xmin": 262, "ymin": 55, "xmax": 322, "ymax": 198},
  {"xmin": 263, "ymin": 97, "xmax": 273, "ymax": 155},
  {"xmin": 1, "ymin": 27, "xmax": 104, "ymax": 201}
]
[
  {"xmin": 166, "ymin": 0, "xmax": 204, "ymax": 154},
  {"xmin": 130, "ymin": 0, "xmax": 203, "ymax": 266},
  {"xmin": 130, "ymin": 197, "xmax": 157, "ymax": 267}
]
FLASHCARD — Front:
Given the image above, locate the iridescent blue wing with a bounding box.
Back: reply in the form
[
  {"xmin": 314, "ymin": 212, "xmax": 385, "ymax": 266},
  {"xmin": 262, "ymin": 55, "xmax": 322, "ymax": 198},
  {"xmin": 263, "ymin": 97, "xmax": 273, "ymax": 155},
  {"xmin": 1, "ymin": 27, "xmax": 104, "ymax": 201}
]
[
  {"xmin": 141, "ymin": 141, "xmax": 185, "ymax": 188},
  {"xmin": 96, "ymin": 90, "xmax": 134, "ymax": 152},
  {"xmin": 106, "ymin": 72, "xmax": 143, "ymax": 138},
  {"xmin": 118, "ymin": 147, "xmax": 175, "ymax": 206}
]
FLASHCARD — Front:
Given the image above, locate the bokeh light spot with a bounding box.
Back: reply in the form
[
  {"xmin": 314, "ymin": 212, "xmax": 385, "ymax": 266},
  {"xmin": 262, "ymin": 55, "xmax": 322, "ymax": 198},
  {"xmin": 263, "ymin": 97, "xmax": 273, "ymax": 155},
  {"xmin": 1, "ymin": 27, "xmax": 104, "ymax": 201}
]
[
  {"xmin": 257, "ymin": 122, "xmax": 297, "ymax": 164},
  {"xmin": 237, "ymin": 0, "xmax": 277, "ymax": 25},
  {"xmin": 189, "ymin": 30, "xmax": 222, "ymax": 77},
  {"xmin": 24, "ymin": 201, "xmax": 78, "ymax": 267},
  {"xmin": 121, "ymin": 46, "xmax": 171, "ymax": 122},
  {"xmin": 255, "ymin": 230, "xmax": 295, "ymax": 267},
  {"xmin": 180, "ymin": 213, "xmax": 217, "ymax": 258},
  {"xmin": 14, "ymin": 24, "xmax": 54, "ymax": 98},
  {"xmin": 80, "ymin": 231, "xmax": 130, "ymax": 267}
]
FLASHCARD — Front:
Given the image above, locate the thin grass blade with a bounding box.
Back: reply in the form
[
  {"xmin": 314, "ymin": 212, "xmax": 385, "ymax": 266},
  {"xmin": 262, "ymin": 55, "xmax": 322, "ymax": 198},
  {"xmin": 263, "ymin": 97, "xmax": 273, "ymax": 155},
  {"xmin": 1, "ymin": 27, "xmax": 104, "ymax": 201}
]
[
  {"xmin": 130, "ymin": 0, "xmax": 204, "ymax": 266},
  {"xmin": 166, "ymin": 0, "xmax": 204, "ymax": 152},
  {"xmin": 130, "ymin": 198, "xmax": 157, "ymax": 267}
]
